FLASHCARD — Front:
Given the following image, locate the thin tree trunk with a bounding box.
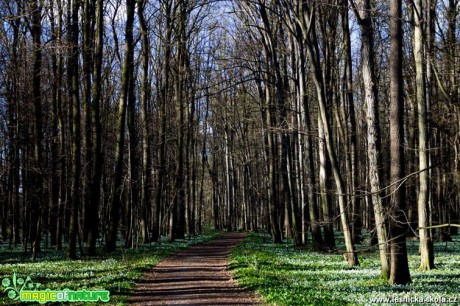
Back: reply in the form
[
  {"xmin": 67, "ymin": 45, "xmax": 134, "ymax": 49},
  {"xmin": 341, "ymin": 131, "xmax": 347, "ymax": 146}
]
[
  {"xmin": 29, "ymin": 0, "xmax": 44, "ymax": 261},
  {"xmin": 138, "ymin": 0, "xmax": 151, "ymax": 244},
  {"xmin": 305, "ymin": 15, "xmax": 358, "ymax": 265},
  {"xmin": 318, "ymin": 114, "xmax": 335, "ymax": 249},
  {"xmin": 413, "ymin": 0, "xmax": 435, "ymax": 270},
  {"xmin": 267, "ymin": 87, "xmax": 283, "ymax": 244},
  {"xmin": 82, "ymin": 0, "xmax": 94, "ymax": 243},
  {"xmin": 106, "ymin": 0, "xmax": 135, "ymax": 252},
  {"xmin": 49, "ymin": 0, "xmax": 60, "ymax": 248},
  {"xmin": 56, "ymin": 0, "xmax": 65, "ymax": 251},
  {"xmin": 67, "ymin": 0, "xmax": 81, "ymax": 259},
  {"xmin": 127, "ymin": 45, "xmax": 139, "ymax": 248},
  {"xmin": 341, "ymin": 0, "xmax": 361, "ymax": 244},
  {"xmin": 296, "ymin": 39, "xmax": 323, "ymax": 247},
  {"xmin": 156, "ymin": 1, "xmax": 173, "ymax": 243}
]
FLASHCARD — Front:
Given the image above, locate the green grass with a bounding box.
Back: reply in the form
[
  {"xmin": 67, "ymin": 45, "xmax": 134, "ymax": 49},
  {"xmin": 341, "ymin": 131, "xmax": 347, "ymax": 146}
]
[
  {"xmin": 230, "ymin": 232, "xmax": 460, "ymax": 305},
  {"xmin": 0, "ymin": 231, "xmax": 220, "ymax": 305}
]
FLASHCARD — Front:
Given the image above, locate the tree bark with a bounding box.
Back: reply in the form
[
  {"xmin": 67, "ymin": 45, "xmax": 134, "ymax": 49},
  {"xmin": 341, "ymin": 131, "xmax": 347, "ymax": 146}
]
[
  {"xmin": 389, "ymin": 0, "xmax": 411, "ymax": 285},
  {"xmin": 303, "ymin": 6, "xmax": 358, "ymax": 265},
  {"xmin": 341, "ymin": 0, "xmax": 361, "ymax": 244},
  {"xmin": 67, "ymin": 0, "xmax": 81, "ymax": 259},
  {"xmin": 106, "ymin": 0, "xmax": 135, "ymax": 252},
  {"xmin": 156, "ymin": 0, "xmax": 174, "ymax": 243},
  {"xmin": 413, "ymin": 0, "xmax": 435, "ymax": 270},
  {"xmin": 352, "ymin": 0, "xmax": 389, "ymax": 278},
  {"xmin": 87, "ymin": 0, "xmax": 104, "ymax": 256},
  {"xmin": 138, "ymin": 0, "xmax": 152, "ymax": 244},
  {"xmin": 82, "ymin": 0, "xmax": 94, "ymax": 244}
]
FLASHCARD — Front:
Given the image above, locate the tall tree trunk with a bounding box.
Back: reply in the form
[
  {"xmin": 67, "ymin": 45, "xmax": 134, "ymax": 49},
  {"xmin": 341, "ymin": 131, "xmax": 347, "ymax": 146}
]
[
  {"xmin": 224, "ymin": 118, "xmax": 233, "ymax": 231},
  {"xmin": 240, "ymin": 0, "xmax": 283, "ymax": 243},
  {"xmin": 171, "ymin": 2, "xmax": 188, "ymax": 240},
  {"xmin": 7, "ymin": 13, "xmax": 21, "ymax": 246},
  {"xmin": 279, "ymin": 27, "xmax": 302, "ymax": 247},
  {"xmin": 158, "ymin": 0, "xmax": 174, "ymax": 242},
  {"xmin": 67, "ymin": 0, "xmax": 81, "ymax": 259},
  {"xmin": 29, "ymin": 0, "xmax": 44, "ymax": 261},
  {"xmin": 305, "ymin": 16, "xmax": 358, "ymax": 266},
  {"xmin": 297, "ymin": 40, "xmax": 323, "ymax": 247},
  {"xmin": 341, "ymin": 0, "xmax": 361, "ymax": 244},
  {"xmin": 198, "ymin": 92, "xmax": 210, "ymax": 234},
  {"xmin": 87, "ymin": 0, "xmax": 104, "ymax": 256},
  {"xmin": 127, "ymin": 37, "xmax": 139, "ymax": 248},
  {"xmin": 138, "ymin": 0, "xmax": 151, "ymax": 244},
  {"xmin": 106, "ymin": 0, "xmax": 135, "ymax": 252},
  {"xmin": 5, "ymin": 4, "xmax": 22, "ymax": 247},
  {"xmin": 413, "ymin": 0, "xmax": 435, "ymax": 270},
  {"xmin": 389, "ymin": 0, "xmax": 411, "ymax": 285},
  {"xmin": 318, "ymin": 114, "xmax": 335, "ymax": 249},
  {"xmin": 352, "ymin": 0, "xmax": 389, "ymax": 278},
  {"xmin": 82, "ymin": 0, "xmax": 94, "ymax": 243},
  {"xmin": 265, "ymin": 84, "xmax": 282, "ymax": 243},
  {"xmin": 49, "ymin": 0, "xmax": 60, "ymax": 248},
  {"xmin": 446, "ymin": 0, "xmax": 459, "ymax": 237},
  {"xmin": 55, "ymin": 0, "xmax": 65, "ymax": 251}
]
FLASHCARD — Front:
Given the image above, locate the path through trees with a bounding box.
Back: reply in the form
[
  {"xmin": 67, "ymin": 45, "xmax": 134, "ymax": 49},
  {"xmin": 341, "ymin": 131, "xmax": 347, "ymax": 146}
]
[
  {"xmin": 128, "ymin": 232, "xmax": 261, "ymax": 305},
  {"xmin": 0, "ymin": 0, "xmax": 459, "ymax": 288}
]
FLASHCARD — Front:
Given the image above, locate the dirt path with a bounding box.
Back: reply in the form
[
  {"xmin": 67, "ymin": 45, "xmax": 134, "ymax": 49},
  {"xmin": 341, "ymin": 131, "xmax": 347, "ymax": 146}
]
[{"xmin": 128, "ymin": 232, "xmax": 261, "ymax": 305}]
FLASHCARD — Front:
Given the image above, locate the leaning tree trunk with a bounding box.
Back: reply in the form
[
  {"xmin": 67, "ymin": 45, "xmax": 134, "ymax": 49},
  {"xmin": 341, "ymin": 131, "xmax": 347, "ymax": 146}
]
[
  {"xmin": 352, "ymin": 0, "xmax": 389, "ymax": 278},
  {"xmin": 298, "ymin": 42, "xmax": 323, "ymax": 248},
  {"xmin": 305, "ymin": 14, "xmax": 358, "ymax": 266}
]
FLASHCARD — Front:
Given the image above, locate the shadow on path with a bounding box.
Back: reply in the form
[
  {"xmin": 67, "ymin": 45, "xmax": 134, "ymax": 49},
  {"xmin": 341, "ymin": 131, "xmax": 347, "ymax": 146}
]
[{"xmin": 128, "ymin": 232, "xmax": 261, "ymax": 305}]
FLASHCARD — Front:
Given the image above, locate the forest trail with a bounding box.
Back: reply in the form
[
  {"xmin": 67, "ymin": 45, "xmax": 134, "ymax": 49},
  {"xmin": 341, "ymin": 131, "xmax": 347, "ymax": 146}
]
[{"xmin": 128, "ymin": 232, "xmax": 262, "ymax": 305}]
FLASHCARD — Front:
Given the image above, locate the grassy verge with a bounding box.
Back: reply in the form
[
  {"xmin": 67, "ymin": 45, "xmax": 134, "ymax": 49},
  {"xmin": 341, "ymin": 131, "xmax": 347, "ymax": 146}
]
[
  {"xmin": 230, "ymin": 232, "xmax": 460, "ymax": 305},
  {"xmin": 0, "ymin": 231, "xmax": 220, "ymax": 305}
]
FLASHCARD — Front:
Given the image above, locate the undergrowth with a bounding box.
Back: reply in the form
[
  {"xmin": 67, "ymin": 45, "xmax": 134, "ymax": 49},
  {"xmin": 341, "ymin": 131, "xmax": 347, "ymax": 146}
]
[
  {"xmin": 0, "ymin": 231, "xmax": 220, "ymax": 305},
  {"xmin": 230, "ymin": 232, "xmax": 460, "ymax": 306}
]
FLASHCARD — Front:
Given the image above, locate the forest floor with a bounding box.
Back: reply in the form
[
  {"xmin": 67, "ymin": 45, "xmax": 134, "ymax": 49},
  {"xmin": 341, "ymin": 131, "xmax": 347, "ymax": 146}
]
[
  {"xmin": 128, "ymin": 232, "xmax": 261, "ymax": 305},
  {"xmin": 230, "ymin": 233, "xmax": 460, "ymax": 305},
  {"xmin": 0, "ymin": 232, "xmax": 221, "ymax": 305}
]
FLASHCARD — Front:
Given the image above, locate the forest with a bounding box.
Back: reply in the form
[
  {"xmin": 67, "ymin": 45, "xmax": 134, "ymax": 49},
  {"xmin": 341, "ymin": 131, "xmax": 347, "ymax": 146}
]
[{"xmin": 0, "ymin": 0, "xmax": 459, "ymax": 304}]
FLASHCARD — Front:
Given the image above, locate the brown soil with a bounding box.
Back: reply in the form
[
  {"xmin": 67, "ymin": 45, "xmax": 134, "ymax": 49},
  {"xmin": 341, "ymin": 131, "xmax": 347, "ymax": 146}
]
[{"xmin": 128, "ymin": 232, "xmax": 262, "ymax": 305}]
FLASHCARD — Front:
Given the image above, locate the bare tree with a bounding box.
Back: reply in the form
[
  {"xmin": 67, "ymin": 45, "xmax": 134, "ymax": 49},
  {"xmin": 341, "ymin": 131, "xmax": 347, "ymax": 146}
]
[
  {"xmin": 301, "ymin": 0, "xmax": 359, "ymax": 266},
  {"xmin": 29, "ymin": 0, "xmax": 44, "ymax": 260},
  {"xmin": 389, "ymin": 0, "xmax": 411, "ymax": 285},
  {"xmin": 67, "ymin": 0, "xmax": 81, "ymax": 259},
  {"xmin": 351, "ymin": 0, "xmax": 389, "ymax": 278},
  {"xmin": 106, "ymin": 0, "xmax": 136, "ymax": 252},
  {"xmin": 412, "ymin": 0, "xmax": 434, "ymax": 270},
  {"xmin": 86, "ymin": 0, "xmax": 104, "ymax": 256}
]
